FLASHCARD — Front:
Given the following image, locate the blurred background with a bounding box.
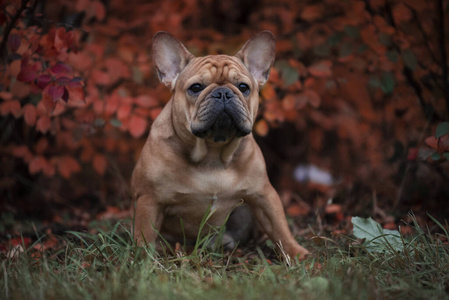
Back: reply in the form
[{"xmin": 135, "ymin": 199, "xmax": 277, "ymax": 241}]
[{"xmin": 1, "ymin": 0, "xmax": 449, "ymax": 238}]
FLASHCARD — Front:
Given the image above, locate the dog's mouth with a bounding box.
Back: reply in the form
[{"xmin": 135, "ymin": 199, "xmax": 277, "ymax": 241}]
[{"xmin": 190, "ymin": 87, "xmax": 252, "ymax": 142}]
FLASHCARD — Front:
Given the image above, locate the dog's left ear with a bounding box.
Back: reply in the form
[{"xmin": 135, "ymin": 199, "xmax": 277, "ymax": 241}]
[{"xmin": 235, "ymin": 31, "xmax": 276, "ymax": 87}]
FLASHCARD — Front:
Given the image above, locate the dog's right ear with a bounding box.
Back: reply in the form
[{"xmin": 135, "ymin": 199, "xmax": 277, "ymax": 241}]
[{"xmin": 152, "ymin": 32, "xmax": 193, "ymax": 88}]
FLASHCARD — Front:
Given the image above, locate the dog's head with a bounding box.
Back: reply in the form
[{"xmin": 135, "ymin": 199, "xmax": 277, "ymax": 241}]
[{"xmin": 152, "ymin": 31, "xmax": 275, "ymax": 143}]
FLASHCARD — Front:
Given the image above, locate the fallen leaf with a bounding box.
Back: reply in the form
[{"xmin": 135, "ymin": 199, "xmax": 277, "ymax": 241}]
[
  {"xmin": 352, "ymin": 217, "xmax": 404, "ymax": 253},
  {"xmin": 287, "ymin": 204, "xmax": 309, "ymax": 217},
  {"xmin": 325, "ymin": 204, "xmax": 342, "ymax": 214}
]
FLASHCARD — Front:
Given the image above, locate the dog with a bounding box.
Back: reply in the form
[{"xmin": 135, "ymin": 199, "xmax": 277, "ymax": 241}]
[{"xmin": 131, "ymin": 31, "xmax": 310, "ymax": 261}]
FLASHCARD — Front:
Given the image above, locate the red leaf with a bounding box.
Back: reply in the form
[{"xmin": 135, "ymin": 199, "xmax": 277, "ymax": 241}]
[
  {"xmin": 29, "ymin": 156, "xmax": 47, "ymax": 175},
  {"xmin": 61, "ymin": 87, "xmax": 69, "ymax": 102},
  {"xmin": 75, "ymin": 0, "xmax": 89, "ymax": 11},
  {"xmin": 23, "ymin": 104, "xmax": 36, "ymax": 126},
  {"xmin": 0, "ymin": 100, "xmax": 21, "ymax": 118},
  {"xmin": 150, "ymin": 107, "xmax": 162, "ymax": 120},
  {"xmin": 64, "ymin": 30, "xmax": 80, "ymax": 53},
  {"xmin": 287, "ymin": 204, "xmax": 309, "ymax": 217},
  {"xmin": 91, "ymin": 69, "xmax": 110, "ymax": 85},
  {"xmin": 42, "ymin": 160, "xmax": 56, "ymax": 176},
  {"xmin": 425, "ymin": 137, "xmax": 438, "ymax": 149},
  {"xmin": 128, "ymin": 114, "xmax": 148, "ymax": 138},
  {"xmin": 261, "ymin": 83, "xmax": 276, "ymax": 101},
  {"xmin": 308, "ymin": 60, "xmax": 333, "ymax": 78},
  {"xmin": 11, "ymin": 145, "xmax": 32, "ymax": 162},
  {"xmin": 392, "ymin": 3, "xmax": 412, "ymax": 24},
  {"xmin": 297, "ymin": 89, "xmax": 321, "ymax": 108},
  {"xmin": 35, "ymin": 138, "xmax": 49, "ymax": 154},
  {"xmin": 17, "ymin": 58, "xmax": 38, "ymax": 83},
  {"xmin": 10, "ymin": 237, "xmax": 31, "ymax": 247},
  {"xmin": 17, "ymin": 68, "xmax": 37, "ymax": 82},
  {"xmin": 57, "ymin": 155, "xmax": 81, "ymax": 178},
  {"xmin": 54, "ymin": 27, "xmax": 66, "ymax": 52},
  {"xmin": 93, "ymin": 153, "xmax": 107, "ymax": 175},
  {"xmin": 36, "ymin": 74, "xmax": 52, "ymax": 89},
  {"xmin": 66, "ymin": 85, "xmax": 85, "ymax": 102},
  {"xmin": 29, "ymin": 156, "xmax": 55, "ymax": 176},
  {"xmin": 254, "ymin": 119, "xmax": 269, "ymax": 137},
  {"xmin": 93, "ymin": 0, "xmax": 106, "ymax": 21},
  {"xmin": 134, "ymin": 95, "xmax": 158, "ymax": 108},
  {"xmin": 8, "ymin": 34, "xmax": 21, "ymax": 52},
  {"xmin": 50, "ymin": 62, "xmax": 72, "ymax": 75},
  {"xmin": 407, "ymin": 148, "xmax": 418, "ymax": 161},
  {"xmin": 325, "ymin": 204, "xmax": 342, "ymax": 214},
  {"xmin": 300, "ymin": 5, "xmax": 322, "ymax": 22},
  {"xmin": 42, "ymin": 92, "xmax": 56, "ymax": 111},
  {"xmin": 425, "ymin": 136, "xmax": 449, "ymax": 153},
  {"xmin": 48, "ymin": 85, "xmax": 64, "ymax": 101},
  {"xmin": 36, "ymin": 115, "xmax": 51, "ymax": 133},
  {"xmin": 117, "ymin": 103, "xmax": 132, "ymax": 120},
  {"xmin": 96, "ymin": 206, "xmax": 130, "ymax": 220}
]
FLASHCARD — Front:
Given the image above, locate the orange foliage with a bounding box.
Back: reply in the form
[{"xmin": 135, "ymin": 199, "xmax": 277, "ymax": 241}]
[{"xmin": 1, "ymin": 0, "xmax": 448, "ymax": 215}]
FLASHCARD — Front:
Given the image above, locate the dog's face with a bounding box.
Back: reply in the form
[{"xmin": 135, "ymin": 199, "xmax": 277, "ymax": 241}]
[
  {"xmin": 152, "ymin": 32, "xmax": 275, "ymax": 143},
  {"xmin": 177, "ymin": 55, "xmax": 256, "ymax": 143}
]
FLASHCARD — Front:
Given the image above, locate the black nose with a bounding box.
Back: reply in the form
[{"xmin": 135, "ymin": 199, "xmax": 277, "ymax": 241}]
[{"xmin": 211, "ymin": 87, "xmax": 234, "ymax": 101}]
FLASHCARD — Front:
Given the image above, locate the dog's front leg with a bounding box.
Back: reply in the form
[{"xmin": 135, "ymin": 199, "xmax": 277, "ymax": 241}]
[
  {"xmin": 247, "ymin": 183, "xmax": 310, "ymax": 261},
  {"xmin": 133, "ymin": 194, "xmax": 163, "ymax": 246}
]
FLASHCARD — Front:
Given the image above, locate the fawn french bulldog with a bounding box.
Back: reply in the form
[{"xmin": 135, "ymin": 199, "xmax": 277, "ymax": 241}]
[{"xmin": 131, "ymin": 31, "xmax": 309, "ymax": 260}]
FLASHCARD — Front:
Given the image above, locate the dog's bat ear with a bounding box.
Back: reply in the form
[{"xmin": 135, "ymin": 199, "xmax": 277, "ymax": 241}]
[
  {"xmin": 235, "ymin": 31, "xmax": 276, "ymax": 87},
  {"xmin": 152, "ymin": 32, "xmax": 194, "ymax": 88}
]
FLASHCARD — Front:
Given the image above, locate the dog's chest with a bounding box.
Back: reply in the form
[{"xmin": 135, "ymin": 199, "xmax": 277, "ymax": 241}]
[{"xmin": 160, "ymin": 167, "xmax": 247, "ymax": 218}]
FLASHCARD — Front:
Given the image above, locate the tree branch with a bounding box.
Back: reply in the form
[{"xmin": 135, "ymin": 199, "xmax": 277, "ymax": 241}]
[
  {"xmin": 437, "ymin": 0, "xmax": 449, "ymax": 117},
  {"xmin": 0, "ymin": 0, "xmax": 30, "ymax": 64}
]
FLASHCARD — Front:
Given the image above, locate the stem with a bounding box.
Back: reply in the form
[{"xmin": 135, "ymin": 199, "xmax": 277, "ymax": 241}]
[
  {"xmin": 0, "ymin": 0, "xmax": 30, "ymax": 63},
  {"xmin": 437, "ymin": 0, "xmax": 449, "ymax": 118}
]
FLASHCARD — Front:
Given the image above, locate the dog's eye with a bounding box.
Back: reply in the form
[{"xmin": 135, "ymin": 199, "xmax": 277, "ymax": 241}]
[
  {"xmin": 188, "ymin": 83, "xmax": 203, "ymax": 95},
  {"xmin": 238, "ymin": 83, "xmax": 250, "ymax": 94}
]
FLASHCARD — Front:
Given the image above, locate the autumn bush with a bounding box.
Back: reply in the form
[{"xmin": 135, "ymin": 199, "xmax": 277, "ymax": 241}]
[{"xmin": 1, "ymin": 0, "xmax": 449, "ymax": 223}]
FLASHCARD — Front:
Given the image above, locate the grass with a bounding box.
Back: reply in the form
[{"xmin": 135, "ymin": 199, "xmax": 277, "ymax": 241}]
[{"xmin": 1, "ymin": 214, "xmax": 448, "ymax": 300}]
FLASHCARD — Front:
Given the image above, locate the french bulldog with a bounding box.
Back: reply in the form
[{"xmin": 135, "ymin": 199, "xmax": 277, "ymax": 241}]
[{"xmin": 131, "ymin": 31, "xmax": 310, "ymax": 260}]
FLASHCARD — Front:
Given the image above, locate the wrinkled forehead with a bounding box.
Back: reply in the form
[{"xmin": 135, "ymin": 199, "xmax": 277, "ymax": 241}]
[{"xmin": 179, "ymin": 55, "xmax": 252, "ymax": 85}]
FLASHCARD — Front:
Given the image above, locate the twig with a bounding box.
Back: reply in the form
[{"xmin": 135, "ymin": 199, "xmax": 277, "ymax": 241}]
[
  {"xmin": 437, "ymin": 0, "xmax": 449, "ymax": 117},
  {"xmin": 0, "ymin": 0, "xmax": 31, "ymax": 63},
  {"xmin": 404, "ymin": 2, "xmax": 440, "ymax": 65},
  {"xmin": 2, "ymin": 261, "xmax": 8, "ymax": 299},
  {"xmin": 382, "ymin": 1, "xmax": 436, "ymax": 121}
]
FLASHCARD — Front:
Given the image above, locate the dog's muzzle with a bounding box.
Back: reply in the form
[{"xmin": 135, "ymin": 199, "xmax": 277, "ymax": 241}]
[{"xmin": 190, "ymin": 87, "xmax": 252, "ymax": 142}]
